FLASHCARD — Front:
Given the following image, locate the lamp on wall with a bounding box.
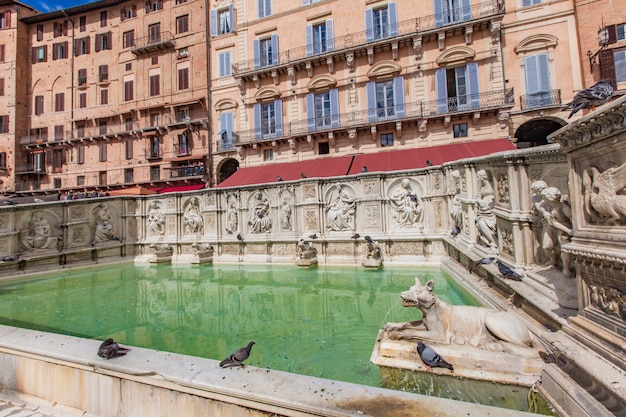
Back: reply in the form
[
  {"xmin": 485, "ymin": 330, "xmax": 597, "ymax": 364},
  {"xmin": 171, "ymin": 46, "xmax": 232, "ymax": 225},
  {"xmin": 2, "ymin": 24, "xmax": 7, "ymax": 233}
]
[{"xmin": 587, "ymin": 27, "xmax": 610, "ymax": 74}]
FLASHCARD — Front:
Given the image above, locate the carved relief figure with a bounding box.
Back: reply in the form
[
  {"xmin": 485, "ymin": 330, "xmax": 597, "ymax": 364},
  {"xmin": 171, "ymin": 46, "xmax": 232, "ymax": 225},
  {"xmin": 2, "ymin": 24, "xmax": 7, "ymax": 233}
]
[
  {"xmin": 449, "ymin": 170, "xmax": 464, "ymax": 235},
  {"xmin": 227, "ymin": 200, "xmax": 238, "ymax": 232},
  {"xmin": 21, "ymin": 211, "xmax": 57, "ymax": 250},
  {"xmin": 184, "ymin": 197, "xmax": 204, "ymax": 235},
  {"xmin": 280, "ymin": 199, "xmax": 292, "ymax": 231},
  {"xmin": 248, "ymin": 191, "xmax": 272, "ymax": 233},
  {"xmin": 94, "ymin": 203, "xmax": 117, "ymax": 243},
  {"xmin": 297, "ymin": 238, "xmax": 317, "ymax": 260},
  {"xmin": 590, "ymin": 285, "xmax": 626, "ymax": 321},
  {"xmin": 390, "ymin": 179, "xmax": 423, "ymax": 229},
  {"xmin": 540, "ymin": 187, "xmax": 573, "ymax": 277},
  {"xmin": 326, "ymin": 183, "xmax": 356, "ymax": 231},
  {"xmin": 582, "ymin": 163, "xmax": 626, "ymax": 224},
  {"xmin": 365, "ymin": 237, "xmax": 383, "ymax": 262},
  {"xmin": 475, "ymin": 169, "xmax": 498, "ymax": 250},
  {"xmin": 497, "ymin": 173, "xmax": 510, "ymax": 204},
  {"xmin": 147, "ymin": 201, "xmax": 166, "ymax": 236}
]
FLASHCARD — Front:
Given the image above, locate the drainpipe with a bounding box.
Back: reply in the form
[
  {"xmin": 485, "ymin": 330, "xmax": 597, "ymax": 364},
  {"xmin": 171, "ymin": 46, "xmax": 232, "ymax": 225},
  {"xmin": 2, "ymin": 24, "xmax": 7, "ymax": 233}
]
[
  {"xmin": 204, "ymin": 0, "xmax": 214, "ymax": 188},
  {"xmin": 62, "ymin": 10, "xmax": 75, "ymax": 122}
]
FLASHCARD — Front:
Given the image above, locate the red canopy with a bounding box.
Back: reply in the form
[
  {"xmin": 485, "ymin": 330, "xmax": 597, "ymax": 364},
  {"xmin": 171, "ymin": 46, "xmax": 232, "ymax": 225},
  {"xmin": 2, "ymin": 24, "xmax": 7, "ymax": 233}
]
[
  {"xmin": 153, "ymin": 184, "xmax": 206, "ymax": 194},
  {"xmin": 217, "ymin": 138, "xmax": 516, "ymax": 188}
]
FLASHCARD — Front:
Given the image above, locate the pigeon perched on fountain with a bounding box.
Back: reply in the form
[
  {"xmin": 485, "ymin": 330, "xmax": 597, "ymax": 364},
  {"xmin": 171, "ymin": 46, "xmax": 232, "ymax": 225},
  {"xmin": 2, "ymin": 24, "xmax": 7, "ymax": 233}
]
[
  {"xmin": 417, "ymin": 341, "xmax": 453, "ymax": 372},
  {"xmin": 476, "ymin": 257, "xmax": 523, "ymax": 281},
  {"xmin": 351, "ymin": 233, "xmax": 360, "ymax": 240},
  {"xmin": 236, "ymin": 233, "xmax": 243, "ymax": 241},
  {"xmin": 566, "ymin": 79, "xmax": 615, "ymax": 119},
  {"xmin": 476, "ymin": 256, "xmax": 497, "ymax": 265},
  {"xmin": 220, "ymin": 341, "xmax": 255, "ymax": 368},
  {"xmin": 450, "ymin": 225, "xmax": 461, "ymax": 237},
  {"xmin": 98, "ymin": 338, "xmax": 130, "ymax": 359}
]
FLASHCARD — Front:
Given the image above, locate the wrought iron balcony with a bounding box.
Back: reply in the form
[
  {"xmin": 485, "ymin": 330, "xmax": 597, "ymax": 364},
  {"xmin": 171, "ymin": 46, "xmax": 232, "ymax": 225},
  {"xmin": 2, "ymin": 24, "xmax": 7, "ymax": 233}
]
[
  {"xmin": 232, "ymin": 0, "xmax": 504, "ymax": 77},
  {"xmin": 216, "ymin": 140, "xmax": 235, "ymax": 153},
  {"xmin": 233, "ymin": 88, "xmax": 514, "ymax": 145},
  {"xmin": 520, "ymin": 89, "xmax": 562, "ymax": 110},
  {"xmin": 130, "ymin": 31, "xmax": 175, "ymax": 55},
  {"xmin": 169, "ymin": 165, "xmax": 205, "ymax": 178},
  {"xmin": 15, "ymin": 164, "xmax": 46, "ymax": 175}
]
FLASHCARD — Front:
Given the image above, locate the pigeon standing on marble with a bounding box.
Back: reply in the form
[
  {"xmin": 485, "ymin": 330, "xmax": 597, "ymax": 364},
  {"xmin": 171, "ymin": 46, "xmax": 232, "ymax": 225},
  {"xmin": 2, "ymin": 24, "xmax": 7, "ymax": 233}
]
[
  {"xmin": 417, "ymin": 341, "xmax": 453, "ymax": 372},
  {"xmin": 351, "ymin": 233, "xmax": 360, "ymax": 240},
  {"xmin": 450, "ymin": 225, "xmax": 461, "ymax": 237},
  {"xmin": 496, "ymin": 260, "xmax": 523, "ymax": 281},
  {"xmin": 475, "ymin": 256, "xmax": 496, "ymax": 265},
  {"xmin": 236, "ymin": 233, "xmax": 243, "ymax": 241},
  {"xmin": 566, "ymin": 79, "xmax": 615, "ymax": 119},
  {"xmin": 98, "ymin": 338, "xmax": 130, "ymax": 359},
  {"xmin": 220, "ymin": 341, "xmax": 255, "ymax": 368}
]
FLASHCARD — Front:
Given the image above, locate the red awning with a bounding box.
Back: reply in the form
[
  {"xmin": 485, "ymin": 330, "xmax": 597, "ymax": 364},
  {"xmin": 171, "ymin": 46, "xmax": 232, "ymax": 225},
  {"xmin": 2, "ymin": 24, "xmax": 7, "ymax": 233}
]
[
  {"xmin": 217, "ymin": 138, "xmax": 516, "ymax": 188},
  {"xmin": 153, "ymin": 184, "xmax": 206, "ymax": 194}
]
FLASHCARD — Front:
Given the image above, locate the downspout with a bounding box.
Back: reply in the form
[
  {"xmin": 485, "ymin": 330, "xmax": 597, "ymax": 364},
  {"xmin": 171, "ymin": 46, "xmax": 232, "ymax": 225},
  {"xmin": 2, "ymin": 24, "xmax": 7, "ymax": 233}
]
[
  {"xmin": 62, "ymin": 10, "xmax": 75, "ymax": 122},
  {"xmin": 204, "ymin": 0, "xmax": 214, "ymax": 188}
]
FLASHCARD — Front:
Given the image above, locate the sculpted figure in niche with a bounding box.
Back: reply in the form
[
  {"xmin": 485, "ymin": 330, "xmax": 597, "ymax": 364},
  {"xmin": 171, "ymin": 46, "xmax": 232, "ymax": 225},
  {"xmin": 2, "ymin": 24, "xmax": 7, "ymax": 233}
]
[
  {"xmin": 297, "ymin": 238, "xmax": 317, "ymax": 260},
  {"xmin": 184, "ymin": 197, "xmax": 204, "ymax": 235},
  {"xmin": 21, "ymin": 211, "xmax": 56, "ymax": 250},
  {"xmin": 475, "ymin": 169, "xmax": 498, "ymax": 250},
  {"xmin": 326, "ymin": 183, "xmax": 356, "ymax": 231},
  {"xmin": 93, "ymin": 203, "xmax": 117, "ymax": 243},
  {"xmin": 530, "ymin": 180, "xmax": 549, "ymax": 263},
  {"xmin": 227, "ymin": 200, "xmax": 238, "ymax": 233},
  {"xmin": 449, "ymin": 170, "xmax": 464, "ymax": 235},
  {"xmin": 147, "ymin": 201, "xmax": 166, "ymax": 236},
  {"xmin": 280, "ymin": 199, "xmax": 292, "ymax": 231},
  {"xmin": 248, "ymin": 191, "xmax": 272, "ymax": 233},
  {"xmin": 390, "ymin": 178, "xmax": 423, "ymax": 229},
  {"xmin": 540, "ymin": 187, "xmax": 573, "ymax": 277}
]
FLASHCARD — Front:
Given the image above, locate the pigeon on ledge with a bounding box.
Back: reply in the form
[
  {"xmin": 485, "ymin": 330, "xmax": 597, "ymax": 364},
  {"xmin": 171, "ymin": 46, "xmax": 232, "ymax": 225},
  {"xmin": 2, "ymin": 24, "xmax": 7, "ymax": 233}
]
[
  {"xmin": 450, "ymin": 225, "xmax": 461, "ymax": 237},
  {"xmin": 351, "ymin": 233, "xmax": 360, "ymax": 240},
  {"xmin": 566, "ymin": 79, "xmax": 615, "ymax": 119},
  {"xmin": 220, "ymin": 341, "xmax": 255, "ymax": 368},
  {"xmin": 496, "ymin": 260, "xmax": 523, "ymax": 281},
  {"xmin": 417, "ymin": 341, "xmax": 453, "ymax": 372},
  {"xmin": 475, "ymin": 257, "xmax": 497, "ymax": 265},
  {"xmin": 98, "ymin": 338, "xmax": 130, "ymax": 359}
]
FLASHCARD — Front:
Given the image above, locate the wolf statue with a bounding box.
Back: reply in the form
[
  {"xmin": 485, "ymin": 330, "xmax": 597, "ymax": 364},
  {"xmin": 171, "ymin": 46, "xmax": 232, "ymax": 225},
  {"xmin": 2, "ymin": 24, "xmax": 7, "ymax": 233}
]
[{"xmin": 383, "ymin": 277, "xmax": 537, "ymax": 356}]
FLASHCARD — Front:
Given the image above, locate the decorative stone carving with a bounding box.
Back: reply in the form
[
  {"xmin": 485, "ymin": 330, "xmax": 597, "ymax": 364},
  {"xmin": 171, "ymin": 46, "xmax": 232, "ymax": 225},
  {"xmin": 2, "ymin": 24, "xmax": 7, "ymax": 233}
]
[
  {"xmin": 0, "ymin": 214, "xmax": 8, "ymax": 230},
  {"xmin": 296, "ymin": 238, "xmax": 318, "ymax": 267},
  {"xmin": 147, "ymin": 201, "xmax": 166, "ymax": 236},
  {"xmin": 496, "ymin": 173, "xmax": 510, "ymax": 205},
  {"xmin": 279, "ymin": 198, "xmax": 293, "ymax": 231},
  {"xmin": 582, "ymin": 163, "xmax": 626, "ymax": 225},
  {"xmin": 183, "ymin": 197, "xmax": 204, "ymax": 235},
  {"xmin": 540, "ymin": 186, "xmax": 573, "ymax": 277},
  {"xmin": 389, "ymin": 178, "xmax": 423, "ymax": 229},
  {"xmin": 589, "ymin": 284, "xmax": 626, "ymax": 322},
  {"xmin": 325, "ymin": 183, "xmax": 356, "ymax": 231},
  {"xmin": 20, "ymin": 211, "xmax": 57, "ymax": 250},
  {"xmin": 149, "ymin": 243, "xmax": 173, "ymax": 264},
  {"xmin": 303, "ymin": 184, "xmax": 316, "ymax": 200},
  {"xmin": 449, "ymin": 170, "xmax": 464, "ymax": 236},
  {"xmin": 362, "ymin": 236, "xmax": 383, "ymax": 269},
  {"xmin": 248, "ymin": 191, "xmax": 272, "ymax": 233},
  {"xmin": 383, "ymin": 277, "xmax": 537, "ymax": 355},
  {"xmin": 305, "ymin": 209, "xmax": 318, "ymax": 230},
  {"xmin": 362, "ymin": 180, "xmax": 378, "ymax": 195},
  {"xmin": 70, "ymin": 206, "xmax": 84, "ymax": 219},
  {"xmin": 226, "ymin": 198, "xmax": 239, "ymax": 233},
  {"xmin": 500, "ymin": 228, "xmax": 514, "ymax": 257},
  {"xmin": 72, "ymin": 227, "xmax": 85, "ymax": 244},
  {"xmin": 475, "ymin": 169, "xmax": 498, "ymax": 251},
  {"xmin": 93, "ymin": 203, "xmax": 118, "ymax": 243}
]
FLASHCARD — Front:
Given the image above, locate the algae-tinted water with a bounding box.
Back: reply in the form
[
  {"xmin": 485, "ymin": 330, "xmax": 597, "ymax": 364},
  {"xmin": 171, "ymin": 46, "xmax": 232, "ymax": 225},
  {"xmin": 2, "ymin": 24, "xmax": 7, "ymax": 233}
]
[{"xmin": 0, "ymin": 263, "xmax": 551, "ymax": 413}]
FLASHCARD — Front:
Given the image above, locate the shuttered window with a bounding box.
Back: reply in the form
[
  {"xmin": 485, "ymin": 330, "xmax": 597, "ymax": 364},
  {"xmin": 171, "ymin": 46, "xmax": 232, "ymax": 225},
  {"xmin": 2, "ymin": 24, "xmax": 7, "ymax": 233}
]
[
  {"xmin": 149, "ymin": 74, "xmax": 160, "ymax": 96},
  {"xmin": 178, "ymin": 67, "xmax": 189, "ymax": 90}
]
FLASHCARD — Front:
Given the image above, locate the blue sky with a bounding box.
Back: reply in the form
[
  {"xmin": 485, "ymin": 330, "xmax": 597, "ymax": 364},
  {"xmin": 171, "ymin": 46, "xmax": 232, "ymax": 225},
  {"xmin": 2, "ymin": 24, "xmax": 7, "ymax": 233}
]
[{"xmin": 23, "ymin": 0, "xmax": 96, "ymax": 12}]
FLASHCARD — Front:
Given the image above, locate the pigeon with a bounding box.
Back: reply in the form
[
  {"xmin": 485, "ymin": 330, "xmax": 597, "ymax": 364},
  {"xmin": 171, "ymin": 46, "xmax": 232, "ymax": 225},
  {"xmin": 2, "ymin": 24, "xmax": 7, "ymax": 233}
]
[
  {"xmin": 364, "ymin": 235, "xmax": 374, "ymax": 244},
  {"xmin": 426, "ymin": 160, "xmax": 433, "ymax": 167},
  {"xmin": 225, "ymin": 228, "xmax": 233, "ymax": 234},
  {"xmin": 450, "ymin": 225, "xmax": 461, "ymax": 237},
  {"xmin": 361, "ymin": 166, "xmax": 368, "ymax": 173},
  {"xmin": 236, "ymin": 233, "xmax": 243, "ymax": 241},
  {"xmin": 276, "ymin": 176, "xmax": 283, "ymax": 182},
  {"xmin": 98, "ymin": 338, "xmax": 130, "ymax": 359},
  {"xmin": 417, "ymin": 341, "xmax": 453, "ymax": 372},
  {"xmin": 351, "ymin": 233, "xmax": 360, "ymax": 240},
  {"xmin": 300, "ymin": 172, "xmax": 307, "ymax": 179},
  {"xmin": 308, "ymin": 233, "xmax": 318, "ymax": 240},
  {"xmin": 566, "ymin": 79, "xmax": 615, "ymax": 119},
  {"xmin": 220, "ymin": 341, "xmax": 255, "ymax": 368},
  {"xmin": 496, "ymin": 260, "xmax": 523, "ymax": 281},
  {"xmin": 476, "ymin": 256, "xmax": 497, "ymax": 265}
]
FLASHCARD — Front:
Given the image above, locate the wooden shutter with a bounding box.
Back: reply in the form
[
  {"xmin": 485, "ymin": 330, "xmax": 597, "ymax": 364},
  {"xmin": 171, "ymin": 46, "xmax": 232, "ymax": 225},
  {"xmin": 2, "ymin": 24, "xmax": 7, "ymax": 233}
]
[
  {"xmin": 467, "ymin": 62, "xmax": 480, "ymax": 108},
  {"xmin": 365, "ymin": 8, "xmax": 374, "ymax": 42},
  {"xmin": 275, "ymin": 99, "xmax": 283, "ymax": 136},
  {"xmin": 600, "ymin": 49, "xmax": 616, "ymax": 83},
  {"xmin": 436, "ymin": 68, "xmax": 448, "ymax": 113},
  {"xmin": 305, "ymin": 25, "xmax": 313, "ymax": 56},
  {"xmin": 95, "ymin": 34, "xmax": 101, "ymax": 52},
  {"xmin": 393, "ymin": 76, "xmax": 405, "ymax": 117},
  {"xmin": 253, "ymin": 103, "xmax": 261, "ymax": 139},
  {"xmin": 35, "ymin": 95, "xmax": 44, "ymax": 115},
  {"xmin": 326, "ymin": 19, "xmax": 334, "ymax": 51},
  {"xmin": 366, "ymin": 81, "xmax": 376, "ymax": 121},
  {"xmin": 389, "ymin": 2, "xmax": 398, "ymax": 36},
  {"xmin": 0, "ymin": 78, "xmax": 4, "ymax": 96}
]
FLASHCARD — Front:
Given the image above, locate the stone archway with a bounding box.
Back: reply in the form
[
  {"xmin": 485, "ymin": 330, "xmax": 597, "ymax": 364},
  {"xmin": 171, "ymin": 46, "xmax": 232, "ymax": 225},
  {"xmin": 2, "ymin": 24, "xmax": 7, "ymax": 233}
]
[
  {"xmin": 514, "ymin": 117, "xmax": 566, "ymax": 148},
  {"xmin": 218, "ymin": 158, "xmax": 239, "ymax": 184}
]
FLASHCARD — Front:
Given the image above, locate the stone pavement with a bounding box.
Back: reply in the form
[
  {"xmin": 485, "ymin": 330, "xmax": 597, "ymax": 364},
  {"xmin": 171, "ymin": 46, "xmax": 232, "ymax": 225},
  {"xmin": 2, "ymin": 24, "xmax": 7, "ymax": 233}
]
[{"xmin": 0, "ymin": 391, "xmax": 87, "ymax": 417}]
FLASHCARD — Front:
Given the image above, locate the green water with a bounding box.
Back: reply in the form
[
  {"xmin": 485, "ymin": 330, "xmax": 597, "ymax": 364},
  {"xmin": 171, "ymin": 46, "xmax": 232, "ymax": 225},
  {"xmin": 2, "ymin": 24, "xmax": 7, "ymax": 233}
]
[{"xmin": 0, "ymin": 263, "xmax": 554, "ymax": 413}]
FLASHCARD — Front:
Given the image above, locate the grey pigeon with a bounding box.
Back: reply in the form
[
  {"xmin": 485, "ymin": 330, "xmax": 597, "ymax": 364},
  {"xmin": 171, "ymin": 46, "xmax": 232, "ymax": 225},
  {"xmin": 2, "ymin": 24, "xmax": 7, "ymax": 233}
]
[
  {"xmin": 496, "ymin": 260, "xmax": 523, "ymax": 281},
  {"xmin": 236, "ymin": 233, "xmax": 243, "ymax": 241},
  {"xmin": 225, "ymin": 228, "xmax": 233, "ymax": 234},
  {"xmin": 364, "ymin": 235, "xmax": 373, "ymax": 243},
  {"xmin": 220, "ymin": 341, "xmax": 255, "ymax": 368},
  {"xmin": 308, "ymin": 233, "xmax": 318, "ymax": 240},
  {"xmin": 98, "ymin": 338, "xmax": 130, "ymax": 359},
  {"xmin": 417, "ymin": 341, "xmax": 453, "ymax": 372},
  {"xmin": 567, "ymin": 79, "xmax": 614, "ymax": 119},
  {"xmin": 351, "ymin": 233, "xmax": 360, "ymax": 240},
  {"xmin": 475, "ymin": 256, "xmax": 496, "ymax": 265},
  {"xmin": 450, "ymin": 225, "xmax": 461, "ymax": 237}
]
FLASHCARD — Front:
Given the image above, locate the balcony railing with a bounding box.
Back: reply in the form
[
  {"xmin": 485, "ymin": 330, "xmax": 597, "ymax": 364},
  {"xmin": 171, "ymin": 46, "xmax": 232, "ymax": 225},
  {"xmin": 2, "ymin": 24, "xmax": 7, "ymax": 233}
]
[
  {"xmin": 520, "ymin": 89, "xmax": 562, "ymax": 110},
  {"xmin": 232, "ymin": 0, "xmax": 504, "ymax": 75},
  {"xmin": 216, "ymin": 140, "xmax": 235, "ymax": 152},
  {"xmin": 145, "ymin": 147, "xmax": 162, "ymax": 160},
  {"xmin": 234, "ymin": 88, "xmax": 514, "ymax": 144},
  {"xmin": 130, "ymin": 31, "xmax": 175, "ymax": 54},
  {"xmin": 169, "ymin": 165, "xmax": 205, "ymax": 178},
  {"xmin": 15, "ymin": 164, "xmax": 46, "ymax": 175}
]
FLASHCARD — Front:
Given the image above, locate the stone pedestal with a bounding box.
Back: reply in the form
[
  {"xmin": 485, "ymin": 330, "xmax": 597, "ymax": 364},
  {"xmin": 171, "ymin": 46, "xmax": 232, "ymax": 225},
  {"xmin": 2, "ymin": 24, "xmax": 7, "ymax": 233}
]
[
  {"xmin": 191, "ymin": 248, "xmax": 214, "ymax": 265},
  {"xmin": 361, "ymin": 258, "xmax": 383, "ymax": 269}
]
